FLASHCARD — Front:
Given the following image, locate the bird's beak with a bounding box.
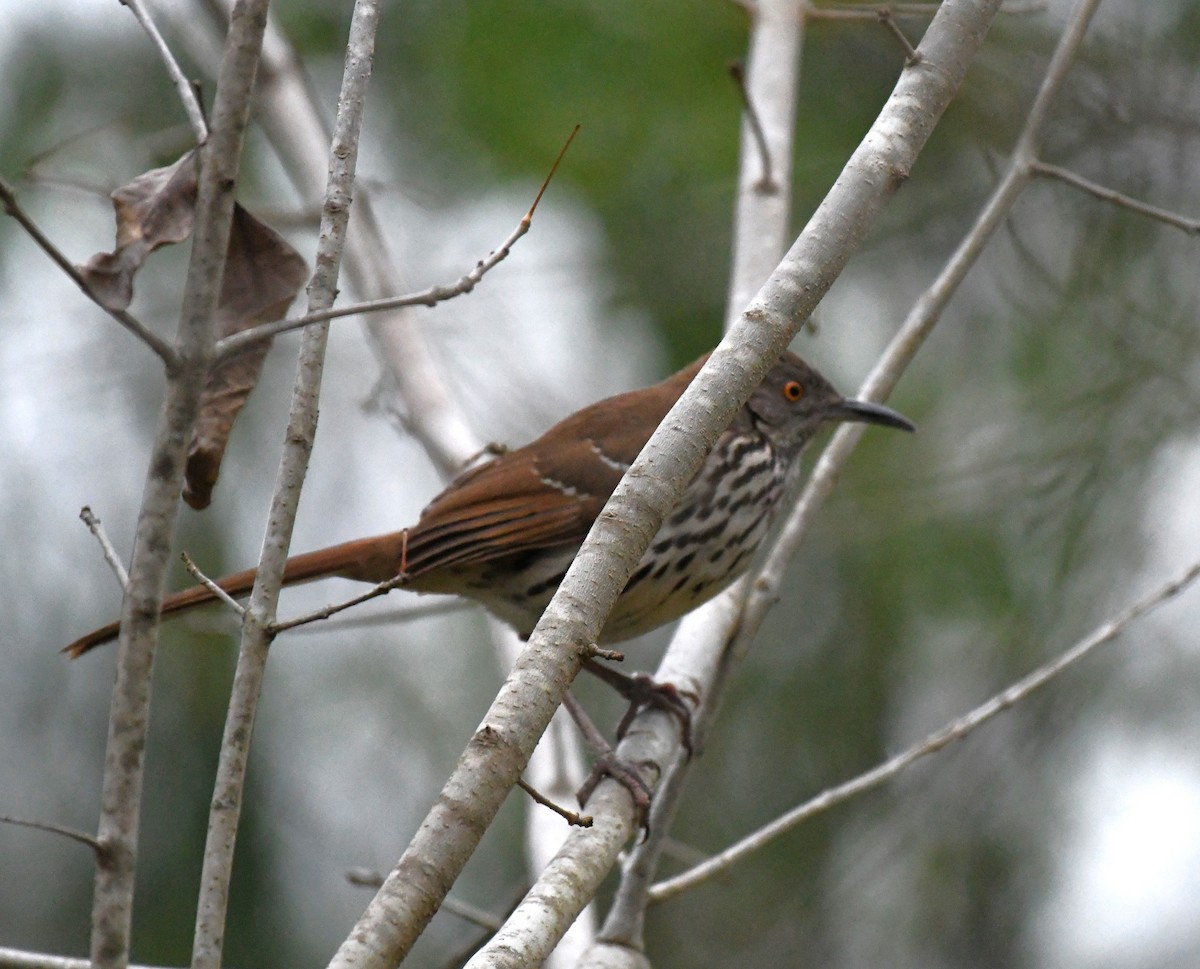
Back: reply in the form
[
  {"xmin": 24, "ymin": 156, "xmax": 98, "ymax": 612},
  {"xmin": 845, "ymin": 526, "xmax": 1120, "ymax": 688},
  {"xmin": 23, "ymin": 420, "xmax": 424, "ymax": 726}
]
[{"xmin": 832, "ymin": 398, "xmax": 916, "ymax": 433}]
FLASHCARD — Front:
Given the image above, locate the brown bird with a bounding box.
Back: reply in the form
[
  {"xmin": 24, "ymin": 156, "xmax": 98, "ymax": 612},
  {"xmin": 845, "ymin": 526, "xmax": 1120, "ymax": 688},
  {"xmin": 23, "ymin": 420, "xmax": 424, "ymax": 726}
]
[{"xmin": 65, "ymin": 351, "xmax": 913, "ymax": 659}]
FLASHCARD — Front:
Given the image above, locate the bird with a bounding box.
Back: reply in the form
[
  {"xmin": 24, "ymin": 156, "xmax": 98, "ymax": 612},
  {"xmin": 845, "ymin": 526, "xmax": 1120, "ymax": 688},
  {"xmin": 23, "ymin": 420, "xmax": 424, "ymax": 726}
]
[{"xmin": 64, "ymin": 351, "xmax": 913, "ymax": 659}]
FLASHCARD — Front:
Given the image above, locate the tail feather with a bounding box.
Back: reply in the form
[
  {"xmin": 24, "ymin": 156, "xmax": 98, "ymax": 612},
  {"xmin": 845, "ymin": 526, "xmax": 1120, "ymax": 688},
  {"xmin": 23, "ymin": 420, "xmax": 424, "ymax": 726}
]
[{"xmin": 63, "ymin": 531, "xmax": 410, "ymax": 659}]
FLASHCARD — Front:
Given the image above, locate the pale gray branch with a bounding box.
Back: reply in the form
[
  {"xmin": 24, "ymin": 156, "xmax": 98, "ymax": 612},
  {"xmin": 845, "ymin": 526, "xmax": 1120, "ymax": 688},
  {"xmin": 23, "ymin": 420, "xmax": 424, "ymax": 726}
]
[
  {"xmin": 1031, "ymin": 159, "xmax": 1200, "ymax": 234},
  {"xmin": 649, "ymin": 560, "xmax": 1200, "ymax": 901},
  {"xmin": 189, "ymin": 5, "xmax": 379, "ymax": 969},
  {"xmin": 86, "ymin": 0, "xmax": 268, "ymax": 962},
  {"xmin": 80, "ymin": 506, "xmax": 130, "ymax": 590},
  {"xmin": 180, "ymin": 551, "xmax": 245, "ymax": 616},
  {"xmin": 0, "ymin": 177, "xmax": 177, "ymax": 366},
  {"xmin": 329, "ymin": 2, "xmax": 1006, "ymax": 967},
  {"xmin": 0, "ymin": 814, "xmax": 102, "ymax": 853},
  {"xmin": 585, "ymin": 0, "xmax": 807, "ymax": 960},
  {"xmin": 0, "ymin": 948, "xmax": 191, "ymax": 969}
]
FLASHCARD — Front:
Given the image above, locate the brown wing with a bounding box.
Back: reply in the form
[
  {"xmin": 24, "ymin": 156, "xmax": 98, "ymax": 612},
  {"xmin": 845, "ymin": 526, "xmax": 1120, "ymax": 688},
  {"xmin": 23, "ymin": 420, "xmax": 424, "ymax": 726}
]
[{"xmin": 403, "ymin": 354, "xmax": 707, "ymax": 575}]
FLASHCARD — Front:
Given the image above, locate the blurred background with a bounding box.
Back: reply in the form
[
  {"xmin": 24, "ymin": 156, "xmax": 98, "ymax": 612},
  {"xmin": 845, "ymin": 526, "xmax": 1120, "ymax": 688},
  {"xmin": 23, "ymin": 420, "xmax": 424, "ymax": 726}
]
[{"xmin": 2, "ymin": 0, "xmax": 1199, "ymax": 966}]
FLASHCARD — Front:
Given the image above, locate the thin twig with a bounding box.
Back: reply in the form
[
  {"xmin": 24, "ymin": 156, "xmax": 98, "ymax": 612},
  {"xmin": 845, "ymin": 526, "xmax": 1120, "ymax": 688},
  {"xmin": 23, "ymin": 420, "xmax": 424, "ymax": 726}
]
[
  {"xmin": 211, "ymin": 125, "xmax": 579, "ymax": 361},
  {"xmin": 268, "ymin": 574, "xmax": 407, "ymax": 635},
  {"xmin": 120, "ymin": 0, "xmax": 209, "ymax": 143},
  {"xmin": 345, "ymin": 870, "xmax": 509, "ymax": 932},
  {"xmin": 877, "ymin": 8, "xmax": 922, "ymax": 63},
  {"xmin": 729, "ymin": 62, "xmax": 777, "ymax": 192},
  {"xmin": 1031, "ymin": 160, "xmax": 1200, "ymax": 235},
  {"xmin": 518, "ymin": 779, "xmax": 594, "ymax": 828},
  {"xmin": 0, "ymin": 947, "xmax": 193, "ymax": 969},
  {"xmin": 807, "ymin": 1, "xmax": 1045, "ymax": 19},
  {"xmin": 649, "ymin": 561, "xmax": 1200, "ymax": 902},
  {"xmin": 0, "ymin": 814, "xmax": 103, "ymax": 853},
  {"xmin": 79, "ymin": 507, "xmax": 129, "ymax": 590},
  {"xmin": 560, "ymin": 692, "xmax": 616, "ymax": 759},
  {"xmin": 280, "ymin": 598, "xmax": 468, "ymax": 633},
  {"xmin": 0, "ymin": 177, "xmax": 177, "ymax": 367},
  {"xmin": 180, "ymin": 552, "xmax": 245, "ymax": 617}
]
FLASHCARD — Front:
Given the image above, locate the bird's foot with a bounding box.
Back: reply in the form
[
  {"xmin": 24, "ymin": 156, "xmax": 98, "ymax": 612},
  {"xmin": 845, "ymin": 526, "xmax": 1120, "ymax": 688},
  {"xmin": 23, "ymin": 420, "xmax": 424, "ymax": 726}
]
[
  {"xmin": 583, "ymin": 659, "xmax": 698, "ymax": 756},
  {"xmin": 575, "ymin": 752, "xmax": 654, "ymax": 831}
]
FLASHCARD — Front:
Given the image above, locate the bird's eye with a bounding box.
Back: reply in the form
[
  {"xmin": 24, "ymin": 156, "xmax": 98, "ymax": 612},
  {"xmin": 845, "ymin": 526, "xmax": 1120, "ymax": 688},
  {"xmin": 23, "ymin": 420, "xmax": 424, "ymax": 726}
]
[{"xmin": 783, "ymin": 381, "xmax": 804, "ymax": 402}]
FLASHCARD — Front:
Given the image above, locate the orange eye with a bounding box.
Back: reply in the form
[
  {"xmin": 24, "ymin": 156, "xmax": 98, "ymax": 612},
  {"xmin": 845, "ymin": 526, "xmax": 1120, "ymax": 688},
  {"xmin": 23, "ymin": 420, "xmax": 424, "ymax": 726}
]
[{"xmin": 783, "ymin": 381, "xmax": 804, "ymax": 402}]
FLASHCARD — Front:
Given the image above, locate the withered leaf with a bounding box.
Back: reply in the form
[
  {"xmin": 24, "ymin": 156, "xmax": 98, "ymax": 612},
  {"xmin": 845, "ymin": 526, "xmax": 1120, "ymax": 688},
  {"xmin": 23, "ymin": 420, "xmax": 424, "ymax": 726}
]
[
  {"xmin": 183, "ymin": 204, "xmax": 309, "ymax": 510},
  {"xmin": 80, "ymin": 151, "xmax": 199, "ymax": 310},
  {"xmin": 81, "ymin": 148, "xmax": 309, "ymax": 510}
]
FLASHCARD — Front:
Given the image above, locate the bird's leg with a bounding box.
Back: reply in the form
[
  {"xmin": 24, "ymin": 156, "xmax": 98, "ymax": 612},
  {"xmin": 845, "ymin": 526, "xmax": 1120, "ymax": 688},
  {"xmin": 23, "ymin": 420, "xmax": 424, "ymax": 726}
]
[
  {"xmin": 561, "ymin": 691, "xmax": 652, "ymax": 827},
  {"xmin": 582, "ymin": 658, "xmax": 698, "ymax": 756}
]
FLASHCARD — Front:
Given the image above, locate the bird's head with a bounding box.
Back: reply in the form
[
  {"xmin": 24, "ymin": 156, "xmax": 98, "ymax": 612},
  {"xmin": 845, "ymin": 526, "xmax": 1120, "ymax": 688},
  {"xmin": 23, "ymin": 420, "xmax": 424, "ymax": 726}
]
[{"xmin": 748, "ymin": 351, "xmax": 915, "ymax": 456}]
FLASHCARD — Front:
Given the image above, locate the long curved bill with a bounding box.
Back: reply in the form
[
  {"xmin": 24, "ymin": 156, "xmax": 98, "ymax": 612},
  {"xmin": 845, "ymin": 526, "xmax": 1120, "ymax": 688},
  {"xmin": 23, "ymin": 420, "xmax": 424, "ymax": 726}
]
[{"xmin": 832, "ymin": 398, "xmax": 916, "ymax": 433}]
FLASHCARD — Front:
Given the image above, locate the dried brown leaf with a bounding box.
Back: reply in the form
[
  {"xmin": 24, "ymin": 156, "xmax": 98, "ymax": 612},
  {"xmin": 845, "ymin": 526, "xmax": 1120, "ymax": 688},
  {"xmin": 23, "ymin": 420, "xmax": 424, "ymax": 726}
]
[
  {"xmin": 79, "ymin": 148, "xmax": 308, "ymax": 509},
  {"xmin": 79, "ymin": 151, "xmax": 199, "ymax": 310},
  {"xmin": 183, "ymin": 204, "xmax": 308, "ymax": 510}
]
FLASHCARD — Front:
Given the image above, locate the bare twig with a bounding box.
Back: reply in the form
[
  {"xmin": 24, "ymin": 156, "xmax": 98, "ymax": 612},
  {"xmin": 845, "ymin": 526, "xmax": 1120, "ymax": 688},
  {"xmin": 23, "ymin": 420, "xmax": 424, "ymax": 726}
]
[
  {"xmin": 0, "ymin": 814, "xmax": 103, "ymax": 853},
  {"xmin": 878, "ymin": 8, "xmax": 922, "ymax": 63},
  {"xmin": 728, "ymin": 62, "xmax": 777, "ymax": 191},
  {"xmin": 268, "ymin": 574, "xmax": 407, "ymax": 634},
  {"xmin": 347, "ymin": 871, "xmax": 510, "ymax": 932},
  {"xmin": 180, "ymin": 552, "xmax": 245, "ymax": 617},
  {"xmin": 649, "ymin": 561, "xmax": 1200, "ymax": 901},
  {"xmin": 120, "ymin": 0, "xmax": 209, "ymax": 143},
  {"xmin": 189, "ymin": 5, "xmax": 380, "ymax": 969},
  {"xmin": 79, "ymin": 507, "xmax": 129, "ymax": 590},
  {"xmin": 806, "ymin": 1, "xmax": 1045, "ymax": 19},
  {"xmin": 0, "ymin": 177, "xmax": 176, "ymax": 366},
  {"xmin": 725, "ymin": 0, "xmax": 805, "ymax": 323},
  {"xmin": 518, "ymin": 779, "xmax": 594, "ymax": 828},
  {"xmin": 280, "ymin": 598, "xmax": 468, "ymax": 633},
  {"xmin": 211, "ymin": 125, "xmax": 579, "ymax": 361},
  {"xmin": 0, "ymin": 948, "xmax": 192, "ymax": 969},
  {"xmin": 1031, "ymin": 160, "xmax": 1200, "ymax": 234},
  {"xmin": 440, "ymin": 898, "xmax": 508, "ymax": 934}
]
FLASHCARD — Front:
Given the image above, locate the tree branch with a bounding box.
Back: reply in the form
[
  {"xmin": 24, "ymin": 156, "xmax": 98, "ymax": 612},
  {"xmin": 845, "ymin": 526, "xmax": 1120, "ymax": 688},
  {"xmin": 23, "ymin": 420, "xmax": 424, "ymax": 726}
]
[
  {"xmin": 0, "ymin": 814, "xmax": 102, "ymax": 853},
  {"xmin": 86, "ymin": 1, "xmax": 269, "ymax": 965},
  {"xmin": 583, "ymin": 0, "xmax": 808, "ymax": 960},
  {"xmin": 0, "ymin": 948, "xmax": 191, "ymax": 969},
  {"xmin": 328, "ymin": 3, "xmax": 1006, "ymax": 966},
  {"xmin": 649, "ymin": 560, "xmax": 1200, "ymax": 901},
  {"xmin": 1031, "ymin": 159, "xmax": 1200, "ymax": 234},
  {"xmin": 189, "ymin": 5, "xmax": 379, "ymax": 968},
  {"xmin": 210, "ymin": 127, "xmax": 573, "ymax": 362},
  {"xmin": 180, "ymin": 552, "xmax": 246, "ymax": 616},
  {"xmin": 79, "ymin": 507, "xmax": 130, "ymax": 590},
  {"xmin": 0, "ymin": 177, "xmax": 177, "ymax": 367},
  {"xmin": 120, "ymin": 0, "xmax": 209, "ymax": 143}
]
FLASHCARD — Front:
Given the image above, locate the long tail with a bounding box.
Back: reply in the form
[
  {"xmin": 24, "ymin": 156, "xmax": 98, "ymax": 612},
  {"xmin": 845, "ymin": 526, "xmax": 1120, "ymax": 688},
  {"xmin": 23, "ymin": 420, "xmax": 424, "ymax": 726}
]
[{"xmin": 64, "ymin": 531, "xmax": 410, "ymax": 659}]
